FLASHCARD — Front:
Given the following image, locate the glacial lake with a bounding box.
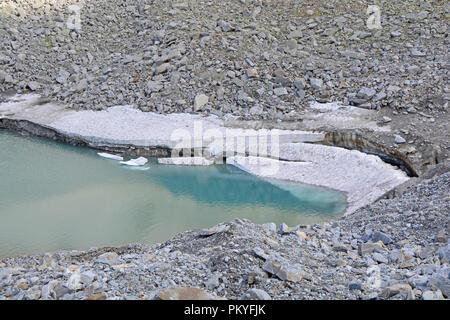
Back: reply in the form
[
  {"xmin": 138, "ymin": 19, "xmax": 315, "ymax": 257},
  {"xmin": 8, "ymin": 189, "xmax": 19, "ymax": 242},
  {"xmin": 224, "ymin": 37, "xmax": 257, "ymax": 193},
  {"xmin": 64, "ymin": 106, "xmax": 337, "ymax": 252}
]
[{"xmin": 0, "ymin": 130, "xmax": 347, "ymax": 257}]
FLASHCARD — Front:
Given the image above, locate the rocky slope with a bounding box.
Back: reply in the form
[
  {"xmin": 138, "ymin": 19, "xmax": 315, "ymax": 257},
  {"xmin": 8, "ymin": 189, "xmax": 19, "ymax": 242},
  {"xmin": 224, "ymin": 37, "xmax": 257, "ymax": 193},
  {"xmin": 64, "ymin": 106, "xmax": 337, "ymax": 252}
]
[
  {"xmin": 0, "ymin": 165, "xmax": 448, "ymax": 300},
  {"xmin": 1, "ymin": 0, "xmax": 448, "ymax": 166},
  {"xmin": 0, "ymin": 0, "xmax": 448, "ymax": 115},
  {"xmin": 0, "ymin": 0, "xmax": 448, "ymax": 300}
]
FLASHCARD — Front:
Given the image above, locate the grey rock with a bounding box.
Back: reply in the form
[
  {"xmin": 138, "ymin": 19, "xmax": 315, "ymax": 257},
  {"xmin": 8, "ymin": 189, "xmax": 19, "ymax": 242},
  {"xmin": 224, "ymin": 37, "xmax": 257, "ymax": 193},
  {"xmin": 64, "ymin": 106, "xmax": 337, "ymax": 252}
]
[
  {"xmin": 334, "ymin": 16, "xmax": 347, "ymax": 24},
  {"xmin": 4, "ymin": 74, "xmax": 14, "ymax": 84},
  {"xmin": 155, "ymin": 63, "xmax": 170, "ymax": 74},
  {"xmin": 373, "ymin": 91, "xmax": 387, "ymax": 102},
  {"xmin": 41, "ymin": 280, "xmax": 59, "ymax": 300},
  {"xmin": 0, "ymin": 71, "xmax": 7, "ymax": 83},
  {"xmin": 422, "ymin": 290, "xmax": 444, "ymax": 300},
  {"xmin": 407, "ymin": 66, "xmax": 421, "ymax": 74},
  {"xmin": 263, "ymin": 258, "xmax": 305, "ymax": 283},
  {"xmin": 96, "ymin": 252, "xmax": 120, "ymax": 266},
  {"xmin": 278, "ymin": 223, "xmax": 290, "ymax": 235},
  {"xmin": 358, "ymin": 242, "xmax": 384, "ymax": 256},
  {"xmin": 273, "ymin": 87, "xmax": 288, "ymax": 96},
  {"xmin": 416, "ymin": 246, "xmax": 434, "ymax": 260},
  {"xmin": 394, "ymin": 135, "xmax": 406, "ymax": 144},
  {"xmin": 75, "ymin": 79, "xmax": 88, "ymax": 92},
  {"xmin": 429, "ymin": 275, "xmax": 450, "ymax": 298},
  {"xmin": 52, "ymin": 283, "xmax": 73, "ymax": 299},
  {"xmin": 273, "ymin": 77, "xmax": 292, "ymax": 87},
  {"xmin": 155, "ymin": 287, "xmax": 215, "ymax": 300},
  {"xmin": 0, "ymin": 1, "xmax": 448, "ymax": 301},
  {"xmin": 436, "ymin": 229, "xmax": 447, "ymax": 243},
  {"xmin": 66, "ymin": 272, "xmax": 82, "ymax": 290},
  {"xmin": 40, "ymin": 254, "xmax": 56, "ymax": 269},
  {"xmin": 252, "ymin": 247, "xmax": 269, "ymax": 260},
  {"xmin": 409, "ymin": 275, "xmax": 429, "ymax": 289},
  {"xmin": 332, "ymin": 244, "xmax": 349, "ymax": 253},
  {"xmin": 262, "ymin": 222, "xmax": 277, "ymax": 232},
  {"xmin": 356, "ymin": 87, "xmax": 376, "ymax": 101},
  {"xmin": 285, "ymin": 39, "xmax": 297, "ymax": 50},
  {"xmin": 361, "ymin": 292, "xmax": 378, "ymax": 300},
  {"xmin": 309, "ymin": 78, "xmax": 323, "ymax": 91},
  {"xmin": 27, "ymin": 81, "xmax": 41, "ymax": 91},
  {"xmin": 371, "ymin": 231, "xmax": 393, "ymax": 245},
  {"xmin": 437, "ymin": 245, "xmax": 450, "ymax": 261},
  {"xmin": 16, "ymin": 278, "xmax": 28, "ymax": 290},
  {"xmin": 372, "ymin": 252, "xmax": 388, "ymax": 264},
  {"xmin": 236, "ymin": 90, "xmax": 253, "ymax": 102},
  {"xmin": 246, "ymin": 68, "xmax": 258, "ymax": 78},
  {"xmin": 193, "ymin": 94, "xmax": 209, "ymax": 111},
  {"xmin": 145, "ymin": 80, "xmax": 163, "ymax": 94},
  {"xmin": 349, "ymin": 282, "xmax": 362, "ymax": 291},
  {"xmin": 205, "ymin": 274, "xmax": 220, "ymax": 290},
  {"xmin": 293, "ymin": 78, "xmax": 306, "ymax": 90},
  {"xmin": 80, "ymin": 271, "xmax": 96, "ymax": 285},
  {"xmin": 199, "ymin": 224, "xmax": 230, "ymax": 237},
  {"xmin": 288, "ymin": 30, "xmax": 303, "ymax": 39},
  {"xmin": 56, "ymin": 69, "xmax": 70, "ymax": 84},
  {"xmin": 249, "ymin": 105, "xmax": 263, "ymax": 116},
  {"xmin": 217, "ymin": 21, "xmax": 234, "ymax": 32},
  {"xmin": 241, "ymin": 288, "xmax": 271, "ymax": 300},
  {"xmin": 340, "ymin": 50, "xmax": 366, "ymax": 59},
  {"xmin": 410, "ymin": 49, "xmax": 426, "ymax": 57},
  {"xmin": 379, "ymin": 283, "xmax": 413, "ymax": 300}
]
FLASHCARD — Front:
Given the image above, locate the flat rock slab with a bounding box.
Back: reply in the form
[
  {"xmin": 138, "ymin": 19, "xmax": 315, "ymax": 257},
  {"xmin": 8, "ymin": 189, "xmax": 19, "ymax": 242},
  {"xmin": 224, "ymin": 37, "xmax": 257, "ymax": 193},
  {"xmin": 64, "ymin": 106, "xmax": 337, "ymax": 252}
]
[
  {"xmin": 262, "ymin": 258, "xmax": 305, "ymax": 283},
  {"xmin": 303, "ymin": 102, "xmax": 391, "ymax": 132},
  {"xmin": 226, "ymin": 101, "xmax": 391, "ymax": 132}
]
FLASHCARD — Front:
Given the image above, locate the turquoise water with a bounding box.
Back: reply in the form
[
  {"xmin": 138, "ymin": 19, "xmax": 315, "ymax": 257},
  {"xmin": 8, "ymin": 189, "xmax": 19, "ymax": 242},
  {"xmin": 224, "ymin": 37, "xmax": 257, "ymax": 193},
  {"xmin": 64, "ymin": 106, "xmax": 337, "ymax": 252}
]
[{"xmin": 0, "ymin": 130, "xmax": 347, "ymax": 257}]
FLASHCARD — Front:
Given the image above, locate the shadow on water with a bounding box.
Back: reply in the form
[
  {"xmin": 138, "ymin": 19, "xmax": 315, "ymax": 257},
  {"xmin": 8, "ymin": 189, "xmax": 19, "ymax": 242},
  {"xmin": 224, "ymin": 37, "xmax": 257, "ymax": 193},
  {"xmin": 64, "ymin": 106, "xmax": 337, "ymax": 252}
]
[{"xmin": 145, "ymin": 163, "xmax": 347, "ymax": 215}]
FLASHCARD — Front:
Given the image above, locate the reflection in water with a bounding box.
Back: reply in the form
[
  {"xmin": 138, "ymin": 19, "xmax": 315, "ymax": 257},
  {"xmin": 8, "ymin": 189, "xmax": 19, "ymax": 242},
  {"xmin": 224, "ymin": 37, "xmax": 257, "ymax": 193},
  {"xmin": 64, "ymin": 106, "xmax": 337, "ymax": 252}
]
[
  {"xmin": 147, "ymin": 165, "xmax": 346, "ymax": 215},
  {"xmin": 0, "ymin": 131, "xmax": 346, "ymax": 257}
]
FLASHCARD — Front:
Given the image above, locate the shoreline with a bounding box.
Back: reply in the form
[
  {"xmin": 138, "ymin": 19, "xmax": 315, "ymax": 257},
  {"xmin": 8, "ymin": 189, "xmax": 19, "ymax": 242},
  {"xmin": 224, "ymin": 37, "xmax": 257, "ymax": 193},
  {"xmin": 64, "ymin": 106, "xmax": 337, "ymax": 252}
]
[
  {"xmin": 1, "ymin": 93, "xmax": 410, "ymax": 216},
  {"xmin": 0, "ymin": 168, "xmax": 448, "ymax": 300}
]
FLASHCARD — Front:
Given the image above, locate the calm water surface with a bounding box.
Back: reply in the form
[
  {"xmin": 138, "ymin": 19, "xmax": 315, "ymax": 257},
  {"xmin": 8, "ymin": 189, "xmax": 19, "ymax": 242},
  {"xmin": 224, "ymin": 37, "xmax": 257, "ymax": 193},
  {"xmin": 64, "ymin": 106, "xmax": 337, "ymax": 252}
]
[{"xmin": 0, "ymin": 130, "xmax": 347, "ymax": 257}]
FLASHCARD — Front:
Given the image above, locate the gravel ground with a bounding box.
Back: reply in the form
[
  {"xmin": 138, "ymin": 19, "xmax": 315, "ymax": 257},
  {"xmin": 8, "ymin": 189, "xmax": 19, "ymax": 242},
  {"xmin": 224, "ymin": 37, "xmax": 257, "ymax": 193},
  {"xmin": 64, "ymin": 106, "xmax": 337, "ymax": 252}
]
[{"xmin": 0, "ymin": 0, "xmax": 448, "ymax": 117}]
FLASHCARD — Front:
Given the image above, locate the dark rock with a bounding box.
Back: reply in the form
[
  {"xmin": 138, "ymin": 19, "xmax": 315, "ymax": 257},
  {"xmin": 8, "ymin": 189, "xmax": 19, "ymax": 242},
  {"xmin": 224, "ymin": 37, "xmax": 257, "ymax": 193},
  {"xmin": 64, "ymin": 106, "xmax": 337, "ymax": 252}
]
[
  {"xmin": 429, "ymin": 276, "xmax": 450, "ymax": 298},
  {"xmin": 371, "ymin": 231, "xmax": 393, "ymax": 245},
  {"xmin": 349, "ymin": 282, "xmax": 362, "ymax": 291}
]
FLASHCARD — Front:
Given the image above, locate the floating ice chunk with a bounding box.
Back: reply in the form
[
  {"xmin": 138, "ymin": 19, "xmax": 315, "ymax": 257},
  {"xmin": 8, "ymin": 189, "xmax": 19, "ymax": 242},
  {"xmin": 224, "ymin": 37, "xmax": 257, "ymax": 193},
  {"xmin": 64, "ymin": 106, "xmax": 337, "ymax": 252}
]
[
  {"xmin": 97, "ymin": 152, "xmax": 123, "ymax": 161},
  {"xmin": 121, "ymin": 165, "xmax": 150, "ymax": 171},
  {"xmin": 120, "ymin": 156, "xmax": 148, "ymax": 166}
]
